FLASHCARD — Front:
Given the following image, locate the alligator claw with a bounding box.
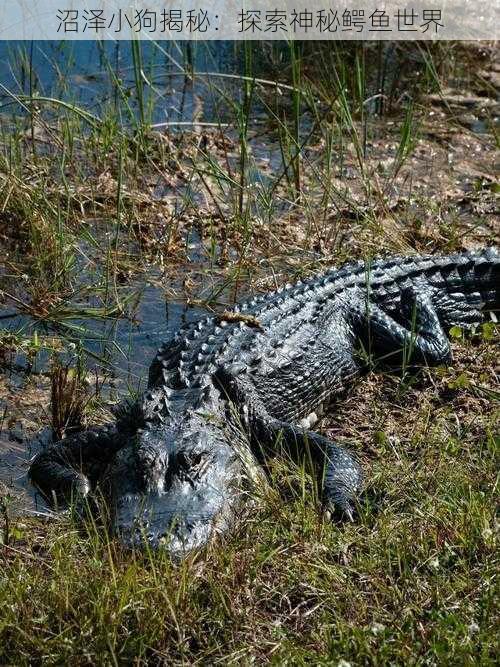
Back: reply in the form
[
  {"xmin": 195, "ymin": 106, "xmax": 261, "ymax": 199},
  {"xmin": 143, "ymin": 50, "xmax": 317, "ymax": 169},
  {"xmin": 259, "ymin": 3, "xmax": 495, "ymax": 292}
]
[{"xmin": 325, "ymin": 496, "xmax": 356, "ymax": 523}]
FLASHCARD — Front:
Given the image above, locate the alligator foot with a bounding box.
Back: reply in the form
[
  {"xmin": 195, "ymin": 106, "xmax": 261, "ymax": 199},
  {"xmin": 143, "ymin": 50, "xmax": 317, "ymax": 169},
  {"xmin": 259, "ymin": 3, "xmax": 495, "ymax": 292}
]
[
  {"xmin": 322, "ymin": 440, "xmax": 362, "ymax": 522},
  {"xmin": 29, "ymin": 425, "xmax": 124, "ymax": 507},
  {"xmin": 253, "ymin": 414, "xmax": 363, "ymax": 522}
]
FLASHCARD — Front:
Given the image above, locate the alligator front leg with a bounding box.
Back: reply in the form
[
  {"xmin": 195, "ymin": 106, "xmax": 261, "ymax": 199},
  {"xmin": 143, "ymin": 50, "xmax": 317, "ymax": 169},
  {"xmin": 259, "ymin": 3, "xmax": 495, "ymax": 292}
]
[
  {"xmin": 216, "ymin": 368, "xmax": 363, "ymax": 521},
  {"xmin": 29, "ymin": 425, "xmax": 125, "ymax": 506},
  {"xmin": 353, "ymin": 286, "xmax": 452, "ymax": 367},
  {"xmin": 254, "ymin": 416, "xmax": 363, "ymax": 520}
]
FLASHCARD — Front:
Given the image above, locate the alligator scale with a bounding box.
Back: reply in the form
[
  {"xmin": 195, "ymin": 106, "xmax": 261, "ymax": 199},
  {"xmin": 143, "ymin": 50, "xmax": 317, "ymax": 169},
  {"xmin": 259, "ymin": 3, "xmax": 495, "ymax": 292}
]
[{"xmin": 29, "ymin": 248, "xmax": 499, "ymax": 555}]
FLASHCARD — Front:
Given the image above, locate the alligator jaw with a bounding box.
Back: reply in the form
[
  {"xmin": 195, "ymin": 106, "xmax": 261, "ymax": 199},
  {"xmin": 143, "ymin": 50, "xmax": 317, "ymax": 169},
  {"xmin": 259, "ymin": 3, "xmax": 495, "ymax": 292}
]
[{"xmin": 114, "ymin": 494, "xmax": 229, "ymax": 557}]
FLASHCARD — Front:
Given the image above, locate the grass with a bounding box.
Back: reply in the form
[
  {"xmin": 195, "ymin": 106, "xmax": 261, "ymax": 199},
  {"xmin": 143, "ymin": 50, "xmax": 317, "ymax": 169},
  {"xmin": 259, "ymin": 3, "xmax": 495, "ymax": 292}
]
[
  {"xmin": 49, "ymin": 358, "xmax": 89, "ymax": 440},
  {"xmin": 0, "ymin": 40, "xmax": 498, "ymax": 663},
  {"xmin": 0, "ymin": 337, "xmax": 498, "ymax": 663}
]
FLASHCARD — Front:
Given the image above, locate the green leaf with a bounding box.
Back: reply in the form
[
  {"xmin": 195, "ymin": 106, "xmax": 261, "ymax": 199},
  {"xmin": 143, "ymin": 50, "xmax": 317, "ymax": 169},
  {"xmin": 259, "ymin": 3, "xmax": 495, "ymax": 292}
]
[
  {"xmin": 449, "ymin": 326, "xmax": 463, "ymax": 339},
  {"xmin": 448, "ymin": 373, "xmax": 470, "ymax": 389},
  {"xmin": 374, "ymin": 430, "xmax": 389, "ymax": 446},
  {"xmin": 481, "ymin": 322, "xmax": 497, "ymax": 341}
]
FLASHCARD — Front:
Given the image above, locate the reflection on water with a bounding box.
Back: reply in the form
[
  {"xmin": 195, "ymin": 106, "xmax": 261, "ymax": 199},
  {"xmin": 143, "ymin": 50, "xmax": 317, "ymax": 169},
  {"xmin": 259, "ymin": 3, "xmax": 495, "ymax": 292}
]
[{"xmin": 0, "ymin": 41, "xmax": 248, "ymax": 125}]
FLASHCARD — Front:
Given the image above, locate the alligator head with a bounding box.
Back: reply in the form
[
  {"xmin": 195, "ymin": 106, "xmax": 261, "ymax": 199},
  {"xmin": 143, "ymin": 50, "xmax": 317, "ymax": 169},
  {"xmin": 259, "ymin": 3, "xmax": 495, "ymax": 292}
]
[{"xmin": 104, "ymin": 414, "xmax": 245, "ymax": 556}]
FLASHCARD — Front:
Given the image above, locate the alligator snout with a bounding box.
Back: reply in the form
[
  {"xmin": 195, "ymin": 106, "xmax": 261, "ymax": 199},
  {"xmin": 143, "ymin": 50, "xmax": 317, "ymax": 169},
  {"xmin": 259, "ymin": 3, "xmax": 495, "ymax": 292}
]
[
  {"xmin": 112, "ymin": 476, "xmax": 238, "ymax": 556},
  {"xmin": 114, "ymin": 494, "xmax": 221, "ymax": 557},
  {"xmin": 108, "ymin": 422, "xmax": 245, "ymax": 554}
]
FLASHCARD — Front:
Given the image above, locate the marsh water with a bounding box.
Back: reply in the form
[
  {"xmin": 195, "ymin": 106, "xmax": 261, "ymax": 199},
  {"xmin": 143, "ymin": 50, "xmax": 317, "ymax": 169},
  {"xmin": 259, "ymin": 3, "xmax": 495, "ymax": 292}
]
[{"xmin": 0, "ymin": 41, "xmax": 279, "ymax": 129}]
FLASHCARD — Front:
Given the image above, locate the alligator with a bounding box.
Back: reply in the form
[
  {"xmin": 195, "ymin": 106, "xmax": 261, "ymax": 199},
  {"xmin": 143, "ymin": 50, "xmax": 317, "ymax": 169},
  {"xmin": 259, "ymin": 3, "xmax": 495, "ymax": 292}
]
[{"xmin": 29, "ymin": 247, "xmax": 499, "ymax": 556}]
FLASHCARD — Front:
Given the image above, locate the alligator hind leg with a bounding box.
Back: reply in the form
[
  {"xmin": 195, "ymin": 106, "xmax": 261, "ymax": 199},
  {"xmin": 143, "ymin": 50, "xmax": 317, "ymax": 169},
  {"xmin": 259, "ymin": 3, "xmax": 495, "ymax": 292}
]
[
  {"xmin": 353, "ymin": 286, "xmax": 452, "ymax": 367},
  {"xmin": 29, "ymin": 425, "xmax": 124, "ymax": 506}
]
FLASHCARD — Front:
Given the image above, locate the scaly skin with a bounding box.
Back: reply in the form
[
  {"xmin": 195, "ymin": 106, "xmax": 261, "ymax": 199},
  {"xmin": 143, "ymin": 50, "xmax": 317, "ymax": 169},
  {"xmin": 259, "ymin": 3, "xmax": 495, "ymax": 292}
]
[{"xmin": 29, "ymin": 247, "xmax": 499, "ymax": 556}]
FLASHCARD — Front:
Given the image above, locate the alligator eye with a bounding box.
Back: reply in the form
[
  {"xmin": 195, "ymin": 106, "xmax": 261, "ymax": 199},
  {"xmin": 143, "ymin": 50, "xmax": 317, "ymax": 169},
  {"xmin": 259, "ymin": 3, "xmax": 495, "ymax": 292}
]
[{"xmin": 177, "ymin": 450, "xmax": 204, "ymax": 470}]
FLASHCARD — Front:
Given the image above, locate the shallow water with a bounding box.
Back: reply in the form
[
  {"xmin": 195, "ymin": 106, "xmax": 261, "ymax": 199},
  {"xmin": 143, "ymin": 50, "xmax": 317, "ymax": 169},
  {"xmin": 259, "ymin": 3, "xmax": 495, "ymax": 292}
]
[
  {"xmin": 0, "ymin": 269, "xmax": 207, "ymax": 513},
  {"xmin": 0, "ymin": 41, "xmax": 250, "ymax": 125}
]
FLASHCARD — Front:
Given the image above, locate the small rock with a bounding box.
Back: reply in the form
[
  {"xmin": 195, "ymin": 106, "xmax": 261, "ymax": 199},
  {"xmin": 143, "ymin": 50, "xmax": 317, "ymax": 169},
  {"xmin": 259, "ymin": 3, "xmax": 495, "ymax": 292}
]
[
  {"xmin": 468, "ymin": 622, "xmax": 480, "ymax": 636},
  {"xmin": 371, "ymin": 622, "xmax": 386, "ymax": 635}
]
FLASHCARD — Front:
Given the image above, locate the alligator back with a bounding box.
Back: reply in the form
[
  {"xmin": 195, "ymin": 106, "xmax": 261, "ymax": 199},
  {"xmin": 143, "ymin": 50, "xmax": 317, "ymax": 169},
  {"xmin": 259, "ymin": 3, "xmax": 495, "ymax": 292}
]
[
  {"xmin": 362, "ymin": 247, "xmax": 499, "ymax": 327},
  {"xmin": 145, "ymin": 247, "xmax": 498, "ymax": 425},
  {"xmin": 230, "ymin": 246, "xmax": 499, "ymax": 326}
]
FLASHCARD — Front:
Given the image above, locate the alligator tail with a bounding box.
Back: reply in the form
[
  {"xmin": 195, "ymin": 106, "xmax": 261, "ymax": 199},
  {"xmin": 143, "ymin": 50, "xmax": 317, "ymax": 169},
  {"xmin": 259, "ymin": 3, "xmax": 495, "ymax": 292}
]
[
  {"xmin": 417, "ymin": 247, "xmax": 499, "ymax": 329},
  {"xmin": 438, "ymin": 246, "xmax": 499, "ymax": 312}
]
